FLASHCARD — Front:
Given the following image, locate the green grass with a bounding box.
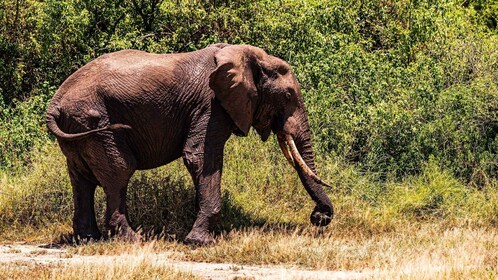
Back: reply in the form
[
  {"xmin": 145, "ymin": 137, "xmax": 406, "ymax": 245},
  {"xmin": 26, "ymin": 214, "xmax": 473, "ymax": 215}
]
[
  {"xmin": 1, "ymin": 134, "xmax": 497, "ymax": 242},
  {"xmin": 0, "ymin": 134, "xmax": 496, "ymax": 278}
]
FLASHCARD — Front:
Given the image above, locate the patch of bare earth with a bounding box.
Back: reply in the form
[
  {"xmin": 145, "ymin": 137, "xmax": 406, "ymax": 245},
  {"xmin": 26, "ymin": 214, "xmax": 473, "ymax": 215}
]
[{"xmin": 0, "ymin": 244, "xmax": 364, "ymax": 279}]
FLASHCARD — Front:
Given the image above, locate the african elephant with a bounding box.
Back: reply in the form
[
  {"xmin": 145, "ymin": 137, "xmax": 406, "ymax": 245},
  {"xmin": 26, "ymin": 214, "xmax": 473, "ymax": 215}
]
[{"xmin": 46, "ymin": 43, "xmax": 333, "ymax": 245}]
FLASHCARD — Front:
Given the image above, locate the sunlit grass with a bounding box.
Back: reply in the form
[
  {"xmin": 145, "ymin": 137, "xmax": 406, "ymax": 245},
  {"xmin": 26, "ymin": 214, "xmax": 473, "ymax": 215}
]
[
  {"xmin": 0, "ymin": 136, "xmax": 497, "ymax": 278},
  {"xmin": 0, "ymin": 259, "xmax": 199, "ymax": 280},
  {"xmin": 66, "ymin": 223, "xmax": 497, "ymax": 278}
]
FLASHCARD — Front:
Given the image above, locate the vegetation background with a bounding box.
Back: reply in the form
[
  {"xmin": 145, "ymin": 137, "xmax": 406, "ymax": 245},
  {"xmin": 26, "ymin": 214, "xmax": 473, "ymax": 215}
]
[{"xmin": 0, "ymin": 0, "xmax": 497, "ymax": 277}]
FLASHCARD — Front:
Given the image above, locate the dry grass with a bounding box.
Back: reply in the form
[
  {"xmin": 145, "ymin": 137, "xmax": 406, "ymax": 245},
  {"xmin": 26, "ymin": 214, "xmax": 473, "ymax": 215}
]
[
  {"xmin": 68, "ymin": 223, "xmax": 497, "ymax": 279},
  {"xmin": 0, "ymin": 225, "xmax": 496, "ymax": 279},
  {"xmin": 1, "ymin": 137, "xmax": 497, "ymax": 278},
  {"xmin": 0, "ymin": 258, "xmax": 199, "ymax": 280}
]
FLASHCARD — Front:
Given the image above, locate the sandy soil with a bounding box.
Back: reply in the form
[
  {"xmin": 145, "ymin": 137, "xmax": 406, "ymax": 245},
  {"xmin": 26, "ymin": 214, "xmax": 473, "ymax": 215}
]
[{"xmin": 0, "ymin": 243, "xmax": 366, "ymax": 279}]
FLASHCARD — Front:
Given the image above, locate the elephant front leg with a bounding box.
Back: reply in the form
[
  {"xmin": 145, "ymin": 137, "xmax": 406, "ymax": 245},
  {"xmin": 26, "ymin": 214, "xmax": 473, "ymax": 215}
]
[
  {"xmin": 188, "ymin": 173, "xmax": 222, "ymax": 245},
  {"xmin": 183, "ymin": 150, "xmax": 223, "ymax": 245},
  {"xmin": 182, "ymin": 103, "xmax": 232, "ymax": 245}
]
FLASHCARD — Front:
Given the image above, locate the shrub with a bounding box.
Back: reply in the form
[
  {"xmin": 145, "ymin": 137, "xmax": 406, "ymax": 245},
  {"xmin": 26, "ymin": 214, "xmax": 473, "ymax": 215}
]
[{"xmin": 0, "ymin": 88, "xmax": 53, "ymax": 172}]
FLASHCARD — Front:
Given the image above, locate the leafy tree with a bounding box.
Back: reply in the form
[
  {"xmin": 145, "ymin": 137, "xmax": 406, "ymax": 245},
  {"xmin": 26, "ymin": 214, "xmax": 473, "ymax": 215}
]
[{"xmin": 0, "ymin": 0, "xmax": 496, "ymax": 184}]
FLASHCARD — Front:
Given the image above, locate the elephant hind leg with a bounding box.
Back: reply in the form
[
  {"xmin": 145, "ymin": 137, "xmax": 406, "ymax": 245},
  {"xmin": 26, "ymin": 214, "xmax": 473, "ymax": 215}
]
[
  {"xmin": 95, "ymin": 166, "xmax": 140, "ymax": 241},
  {"xmin": 67, "ymin": 163, "xmax": 101, "ymax": 242},
  {"xmin": 84, "ymin": 140, "xmax": 141, "ymax": 242},
  {"xmin": 100, "ymin": 179, "xmax": 138, "ymax": 241}
]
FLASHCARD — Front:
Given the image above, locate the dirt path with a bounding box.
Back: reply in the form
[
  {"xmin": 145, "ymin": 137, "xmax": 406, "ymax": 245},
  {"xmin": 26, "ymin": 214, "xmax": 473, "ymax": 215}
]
[{"xmin": 0, "ymin": 244, "xmax": 365, "ymax": 279}]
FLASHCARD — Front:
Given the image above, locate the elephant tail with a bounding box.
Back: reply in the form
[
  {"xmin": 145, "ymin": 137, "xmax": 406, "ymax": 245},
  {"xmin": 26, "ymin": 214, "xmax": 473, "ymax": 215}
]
[{"xmin": 46, "ymin": 107, "xmax": 131, "ymax": 141}]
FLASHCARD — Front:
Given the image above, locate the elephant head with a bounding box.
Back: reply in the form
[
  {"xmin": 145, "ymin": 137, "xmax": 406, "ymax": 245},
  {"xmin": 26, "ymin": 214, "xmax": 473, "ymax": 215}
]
[{"xmin": 209, "ymin": 45, "xmax": 333, "ymax": 227}]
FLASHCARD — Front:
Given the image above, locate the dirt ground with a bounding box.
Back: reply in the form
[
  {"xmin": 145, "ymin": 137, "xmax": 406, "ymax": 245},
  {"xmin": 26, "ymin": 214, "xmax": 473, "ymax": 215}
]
[{"xmin": 0, "ymin": 243, "xmax": 366, "ymax": 279}]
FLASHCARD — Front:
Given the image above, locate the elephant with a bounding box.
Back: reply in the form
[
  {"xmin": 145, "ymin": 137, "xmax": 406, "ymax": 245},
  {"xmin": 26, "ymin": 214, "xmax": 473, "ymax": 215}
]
[{"xmin": 46, "ymin": 43, "xmax": 333, "ymax": 245}]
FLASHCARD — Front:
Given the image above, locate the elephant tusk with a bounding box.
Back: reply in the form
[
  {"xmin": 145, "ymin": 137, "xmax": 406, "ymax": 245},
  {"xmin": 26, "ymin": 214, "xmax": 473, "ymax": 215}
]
[
  {"xmin": 277, "ymin": 134, "xmax": 295, "ymax": 167},
  {"xmin": 285, "ymin": 134, "xmax": 331, "ymax": 188}
]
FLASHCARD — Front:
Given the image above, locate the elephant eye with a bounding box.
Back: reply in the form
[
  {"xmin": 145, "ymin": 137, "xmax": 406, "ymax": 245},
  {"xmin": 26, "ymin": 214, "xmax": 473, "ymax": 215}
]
[
  {"xmin": 263, "ymin": 64, "xmax": 289, "ymax": 79},
  {"xmin": 277, "ymin": 65, "xmax": 289, "ymax": 75},
  {"xmin": 287, "ymin": 87, "xmax": 296, "ymax": 97}
]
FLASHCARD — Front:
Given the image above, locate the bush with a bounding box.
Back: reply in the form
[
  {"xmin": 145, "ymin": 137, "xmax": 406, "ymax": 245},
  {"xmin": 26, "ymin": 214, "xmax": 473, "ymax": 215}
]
[
  {"xmin": 0, "ymin": 1, "xmax": 496, "ymax": 240},
  {"xmin": 0, "ymin": 87, "xmax": 53, "ymax": 172},
  {"xmin": 1, "ymin": 0, "xmax": 497, "ymax": 182}
]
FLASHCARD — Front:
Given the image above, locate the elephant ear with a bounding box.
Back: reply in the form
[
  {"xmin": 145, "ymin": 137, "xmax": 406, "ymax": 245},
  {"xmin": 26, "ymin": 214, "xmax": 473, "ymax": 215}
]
[{"xmin": 209, "ymin": 45, "xmax": 259, "ymax": 136}]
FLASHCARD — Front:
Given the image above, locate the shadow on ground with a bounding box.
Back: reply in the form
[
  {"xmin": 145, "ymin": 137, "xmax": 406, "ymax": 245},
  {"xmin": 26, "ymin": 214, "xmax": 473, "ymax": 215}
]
[{"xmin": 53, "ymin": 169, "xmax": 309, "ymax": 245}]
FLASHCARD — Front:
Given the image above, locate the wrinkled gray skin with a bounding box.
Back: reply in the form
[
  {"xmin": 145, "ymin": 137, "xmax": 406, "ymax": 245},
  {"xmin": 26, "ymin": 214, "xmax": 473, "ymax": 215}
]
[{"xmin": 46, "ymin": 44, "xmax": 333, "ymax": 245}]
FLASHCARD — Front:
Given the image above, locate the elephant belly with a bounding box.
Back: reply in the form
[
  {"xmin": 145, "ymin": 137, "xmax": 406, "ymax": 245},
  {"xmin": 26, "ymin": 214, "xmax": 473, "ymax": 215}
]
[
  {"xmin": 131, "ymin": 138, "xmax": 184, "ymax": 170},
  {"xmin": 125, "ymin": 122, "xmax": 188, "ymax": 170}
]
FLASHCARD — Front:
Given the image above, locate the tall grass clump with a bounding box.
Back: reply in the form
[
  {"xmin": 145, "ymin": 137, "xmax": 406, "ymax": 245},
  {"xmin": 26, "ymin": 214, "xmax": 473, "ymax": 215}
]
[
  {"xmin": 381, "ymin": 160, "xmax": 498, "ymax": 227},
  {"xmin": 0, "ymin": 143, "xmax": 72, "ymax": 240}
]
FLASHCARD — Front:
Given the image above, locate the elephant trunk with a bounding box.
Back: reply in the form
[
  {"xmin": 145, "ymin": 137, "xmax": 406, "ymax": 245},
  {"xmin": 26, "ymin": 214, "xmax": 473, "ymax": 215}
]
[
  {"xmin": 278, "ymin": 134, "xmax": 331, "ymax": 188},
  {"xmin": 278, "ymin": 109, "xmax": 333, "ymax": 227}
]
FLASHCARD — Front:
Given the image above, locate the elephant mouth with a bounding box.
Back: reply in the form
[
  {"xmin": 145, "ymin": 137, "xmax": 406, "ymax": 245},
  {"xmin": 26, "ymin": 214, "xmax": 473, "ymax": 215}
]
[
  {"xmin": 253, "ymin": 122, "xmax": 272, "ymax": 142},
  {"xmin": 276, "ymin": 133, "xmax": 331, "ymax": 188}
]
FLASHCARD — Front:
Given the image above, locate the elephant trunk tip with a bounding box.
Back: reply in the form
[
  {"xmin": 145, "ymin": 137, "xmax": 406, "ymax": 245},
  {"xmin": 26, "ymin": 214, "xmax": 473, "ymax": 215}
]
[{"xmin": 311, "ymin": 203, "xmax": 333, "ymax": 227}]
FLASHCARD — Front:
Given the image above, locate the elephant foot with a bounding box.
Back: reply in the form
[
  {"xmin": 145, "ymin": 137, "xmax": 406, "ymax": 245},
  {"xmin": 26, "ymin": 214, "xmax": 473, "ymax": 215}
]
[
  {"xmin": 106, "ymin": 212, "xmax": 142, "ymax": 242},
  {"xmin": 184, "ymin": 230, "xmax": 214, "ymax": 246},
  {"xmin": 72, "ymin": 231, "xmax": 102, "ymax": 244},
  {"xmin": 113, "ymin": 227, "xmax": 143, "ymax": 243}
]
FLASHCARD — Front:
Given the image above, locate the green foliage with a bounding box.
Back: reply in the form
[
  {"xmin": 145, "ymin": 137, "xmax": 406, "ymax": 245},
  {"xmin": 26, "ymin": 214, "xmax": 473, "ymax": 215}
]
[
  {"xmin": 0, "ymin": 0, "xmax": 497, "ymax": 238},
  {"xmin": 0, "ymin": 85, "xmax": 53, "ymax": 171},
  {"xmin": 1, "ymin": 0, "xmax": 497, "ymax": 181},
  {"xmin": 467, "ymin": 0, "xmax": 498, "ymax": 31}
]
